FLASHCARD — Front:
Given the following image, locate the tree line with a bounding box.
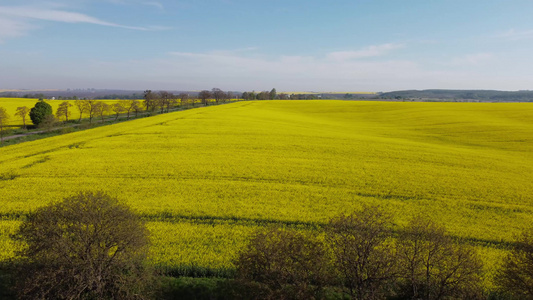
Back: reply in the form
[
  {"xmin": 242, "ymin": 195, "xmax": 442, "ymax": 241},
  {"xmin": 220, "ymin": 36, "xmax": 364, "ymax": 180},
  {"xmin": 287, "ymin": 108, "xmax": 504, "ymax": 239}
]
[
  {"xmin": 0, "ymin": 87, "xmax": 243, "ymax": 143},
  {"xmin": 234, "ymin": 206, "xmax": 485, "ymax": 300},
  {"xmin": 2, "ymin": 192, "xmax": 533, "ymax": 299},
  {"xmin": 240, "ymin": 89, "xmax": 322, "ymax": 100}
]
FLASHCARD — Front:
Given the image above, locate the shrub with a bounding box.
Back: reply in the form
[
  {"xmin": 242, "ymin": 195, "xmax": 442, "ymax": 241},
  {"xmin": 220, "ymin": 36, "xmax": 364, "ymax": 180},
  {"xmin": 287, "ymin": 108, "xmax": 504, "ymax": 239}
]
[
  {"xmin": 235, "ymin": 227, "xmax": 332, "ymax": 300},
  {"xmin": 496, "ymin": 227, "xmax": 533, "ymax": 299},
  {"xmin": 326, "ymin": 205, "xmax": 398, "ymax": 300},
  {"xmin": 397, "ymin": 216, "xmax": 484, "ymax": 300},
  {"xmin": 12, "ymin": 191, "xmax": 153, "ymax": 300},
  {"xmin": 38, "ymin": 114, "xmax": 58, "ymax": 132}
]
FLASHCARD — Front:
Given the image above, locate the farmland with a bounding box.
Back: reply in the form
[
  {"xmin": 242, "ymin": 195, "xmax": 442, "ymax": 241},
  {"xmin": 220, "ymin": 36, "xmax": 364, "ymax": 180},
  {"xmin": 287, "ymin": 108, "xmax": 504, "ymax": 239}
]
[
  {"xmin": 0, "ymin": 98, "xmax": 123, "ymax": 127},
  {"xmin": 0, "ymin": 100, "xmax": 532, "ymax": 277}
]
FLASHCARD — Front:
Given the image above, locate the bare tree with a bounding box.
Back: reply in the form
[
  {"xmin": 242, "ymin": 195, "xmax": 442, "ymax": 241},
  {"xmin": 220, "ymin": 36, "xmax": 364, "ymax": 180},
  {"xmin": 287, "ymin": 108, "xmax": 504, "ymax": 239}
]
[
  {"xmin": 133, "ymin": 101, "xmax": 142, "ymax": 118},
  {"xmin": 212, "ymin": 88, "xmax": 225, "ymax": 104},
  {"xmin": 235, "ymin": 227, "xmax": 332, "ymax": 300},
  {"xmin": 143, "ymin": 90, "xmax": 157, "ymax": 113},
  {"xmin": 95, "ymin": 102, "xmax": 111, "ymax": 123},
  {"xmin": 158, "ymin": 91, "xmax": 174, "ymax": 113},
  {"xmin": 74, "ymin": 99, "xmax": 89, "ymax": 122},
  {"xmin": 198, "ymin": 90, "xmax": 211, "ymax": 106},
  {"xmin": 0, "ymin": 107, "xmax": 10, "ymax": 144},
  {"xmin": 225, "ymin": 91, "xmax": 233, "ymax": 103},
  {"xmin": 496, "ymin": 226, "xmax": 533, "ymax": 298},
  {"xmin": 397, "ymin": 216, "xmax": 483, "ymax": 300},
  {"xmin": 15, "ymin": 106, "xmax": 30, "ymax": 129},
  {"xmin": 112, "ymin": 102, "xmax": 126, "ymax": 121},
  {"xmin": 12, "ymin": 191, "xmax": 153, "ymax": 300},
  {"xmin": 178, "ymin": 93, "xmax": 189, "ymax": 108},
  {"xmin": 84, "ymin": 100, "xmax": 100, "ymax": 124},
  {"xmin": 55, "ymin": 101, "xmax": 72, "ymax": 122},
  {"xmin": 125, "ymin": 100, "xmax": 140, "ymax": 119},
  {"xmin": 167, "ymin": 94, "xmax": 177, "ymax": 112},
  {"xmin": 326, "ymin": 205, "xmax": 398, "ymax": 300}
]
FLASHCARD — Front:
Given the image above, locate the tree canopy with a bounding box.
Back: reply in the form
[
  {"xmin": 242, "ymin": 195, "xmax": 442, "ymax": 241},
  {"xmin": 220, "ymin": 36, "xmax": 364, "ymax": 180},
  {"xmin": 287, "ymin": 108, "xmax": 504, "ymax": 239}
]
[{"xmin": 29, "ymin": 100, "xmax": 53, "ymax": 126}]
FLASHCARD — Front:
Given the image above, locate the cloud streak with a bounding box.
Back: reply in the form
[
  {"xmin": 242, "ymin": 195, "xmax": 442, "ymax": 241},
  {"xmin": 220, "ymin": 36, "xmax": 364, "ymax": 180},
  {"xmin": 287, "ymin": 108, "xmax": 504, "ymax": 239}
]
[
  {"xmin": 0, "ymin": 17, "xmax": 36, "ymax": 42},
  {"xmin": 158, "ymin": 48, "xmax": 433, "ymax": 91},
  {"xmin": 0, "ymin": 5, "xmax": 163, "ymax": 32},
  {"xmin": 496, "ymin": 29, "xmax": 533, "ymax": 41},
  {"xmin": 143, "ymin": 1, "xmax": 164, "ymax": 10},
  {"xmin": 2, "ymin": 46, "xmax": 525, "ymax": 91},
  {"xmin": 326, "ymin": 43, "xmax": 404, "ymax": 61},
  {"xmin": 450, "ymin": 53, "xmax": 493, "ymax": 66}
]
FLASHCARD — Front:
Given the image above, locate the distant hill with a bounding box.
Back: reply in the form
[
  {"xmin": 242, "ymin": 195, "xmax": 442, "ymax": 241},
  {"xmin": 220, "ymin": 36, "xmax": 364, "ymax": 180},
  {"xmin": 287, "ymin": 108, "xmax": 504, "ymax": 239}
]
[{"xmin": 378, "ymin": 89, "xmax": 533, "ymax": 102}]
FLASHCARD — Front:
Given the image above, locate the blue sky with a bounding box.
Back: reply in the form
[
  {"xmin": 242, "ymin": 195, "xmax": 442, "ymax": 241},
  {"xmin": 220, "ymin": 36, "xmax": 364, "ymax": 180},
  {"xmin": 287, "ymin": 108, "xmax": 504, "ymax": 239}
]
[{"xmin": 1, "ymin": 0, "xmax": 533, "ymax": 92}]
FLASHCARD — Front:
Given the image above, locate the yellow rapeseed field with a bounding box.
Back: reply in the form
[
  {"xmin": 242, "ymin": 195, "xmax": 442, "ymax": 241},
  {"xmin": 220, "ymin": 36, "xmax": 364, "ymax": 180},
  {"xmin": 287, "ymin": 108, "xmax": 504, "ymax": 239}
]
[
  {"xmin": 0, "ymin": 98, "xmax": 123, "ymax": 126},
  {"xmin": 0, "ymin": 100, "xmax": 532, "ymax": 276}
]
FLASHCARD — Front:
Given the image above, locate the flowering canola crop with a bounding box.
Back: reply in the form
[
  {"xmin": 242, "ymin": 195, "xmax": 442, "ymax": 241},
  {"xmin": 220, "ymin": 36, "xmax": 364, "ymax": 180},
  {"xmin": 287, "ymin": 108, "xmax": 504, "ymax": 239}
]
[
  {"xmin": 0, "ymin": 100, "xmax": 532, "ymax": 275},
  {"xmin": 0, "ymin": 98, "xmax": 122, "ymax": 126}
]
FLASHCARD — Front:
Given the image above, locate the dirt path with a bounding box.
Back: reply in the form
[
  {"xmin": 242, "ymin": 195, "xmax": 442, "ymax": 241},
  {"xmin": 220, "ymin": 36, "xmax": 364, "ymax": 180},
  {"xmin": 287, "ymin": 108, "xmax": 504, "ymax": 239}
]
[{"xmin": 2, "ymin": 124, "xmax": 84, "ymax": 141}]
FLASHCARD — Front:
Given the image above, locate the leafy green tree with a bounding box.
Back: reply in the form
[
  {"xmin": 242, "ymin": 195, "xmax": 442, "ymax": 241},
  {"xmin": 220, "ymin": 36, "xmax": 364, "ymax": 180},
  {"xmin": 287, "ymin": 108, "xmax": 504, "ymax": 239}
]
[
  {"xmin": 12, "ymin": 191, "xmax": 153, "ymax": 300},
  {"xmin": 257, "ymin": 91, "xmax": 269, "ymax": 100},
  {"xmin": 269, "ymin": 88, "xmax": 277, "ymax": 100},
  {"xmin": 29, "ymin": 100, "xmax": 53, "ymax": 126}
]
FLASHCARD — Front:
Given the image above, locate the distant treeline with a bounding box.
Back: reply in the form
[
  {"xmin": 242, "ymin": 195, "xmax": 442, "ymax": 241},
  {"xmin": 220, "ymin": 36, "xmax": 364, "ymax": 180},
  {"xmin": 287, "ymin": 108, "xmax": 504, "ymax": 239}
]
[
  {"xmin": 4, "ymin": 88, "xmax": 533, "ymax": 102},
  {"xmin": 379, "ymin": 89, "xmax": 533, "ymax": 102}
]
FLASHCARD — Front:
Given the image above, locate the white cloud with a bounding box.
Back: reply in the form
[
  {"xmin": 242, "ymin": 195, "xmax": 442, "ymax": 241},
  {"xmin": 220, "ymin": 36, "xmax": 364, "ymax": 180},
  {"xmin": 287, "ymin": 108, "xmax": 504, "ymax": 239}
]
[
  {"xmin": 326, "ymin": 43, "xmax": 404, "ymax": 61},
  {"xmin": 0, "ymin": 3, "xmax": 171, "ymax": 42},
  {"xmin": 450, "ymin": 53, "xmax": 493, "ymax": 66},
  {"xmin": 95, "ymin": 47, "xmax": 527, "ymax": 91},
  {"xmin": 0, "ymin": 17, "xmax": 36, "ymax": 43},
  {"xmin": 0, "ymin": 6, "xmax": 154, "ymax": 30},
  {"xmin": 496, "ymin": 29, "xmax": 533, "ymax": 41},
  {"xmin": 2, "ymin": 45, "xmax": 525, "ymax": 91},
  {"xmin": 140, "ymin": 49, "xmax": 431, "ymax": 91},
  {"xmin": 142, "ymin": 1, "xmax": 164, "ymax": 10}
]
